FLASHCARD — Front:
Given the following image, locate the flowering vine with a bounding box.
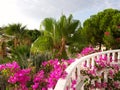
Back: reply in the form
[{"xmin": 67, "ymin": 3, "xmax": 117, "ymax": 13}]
[
  {"xmin": 0, "ymin": 61, "xmax": 31, "ymax": 90},
  {"xmin": 32, "ymin": 59, "xmax": 74, "ymax": 90},
  {"xmin": 81, "ymin": 54, "xmax": 120, "ymax": 89}
]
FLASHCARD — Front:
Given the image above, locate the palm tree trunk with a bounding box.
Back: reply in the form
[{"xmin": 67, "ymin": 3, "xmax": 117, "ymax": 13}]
[
  {"xmin": 99, "ymin": 43, "xmax": 102, "ymax": 50},
  {"xmin": 56, "ymin": 37, "xmax": 67, "ymax": 59},
  {"xmin": 1, "ymin": 41, "xmax": 6, "ymax": 58}
]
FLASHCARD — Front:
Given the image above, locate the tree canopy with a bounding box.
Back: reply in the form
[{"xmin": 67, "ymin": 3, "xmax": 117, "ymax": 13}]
[{"xmin": 83, "ymin": 8, "xmax": 120, "ymax": 49}]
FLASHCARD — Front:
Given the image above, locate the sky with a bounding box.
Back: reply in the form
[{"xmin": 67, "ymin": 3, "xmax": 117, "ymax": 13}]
[{"xmin": 0, "ymin": 0, "xmax": 120, "ymax": 29}]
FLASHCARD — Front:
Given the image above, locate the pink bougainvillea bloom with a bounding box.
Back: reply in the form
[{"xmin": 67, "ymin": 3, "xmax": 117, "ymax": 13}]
[
  {"xmin": 71, "ymin": 80, "xmax": 76, "ymax": 90},
  {"xmin": 42, "ymin": 87, "xmax": 47, "ymax": 90},
  {"xmin": 101, "ymin": 82, "xmax": 107, "ymax": 88},
  {"xmin": 32, "ymin": 83, "xmax": 39, "ymax": 90},
  {"xmin": 61, "ymin": 71, "xmax": 68, "ymax": 79},
  {"xmin": 104, "ymin": 31, "xmax": 110, "ymax": 36},
  {"xmin": 0, "ymin": 64, "xmax": 5, "ymax": 71},
  {"xmin": 32, "ymin": 59, "xmax": 71, "ymax": 90},
  {"xmin": 95, "ymin": 82, "xmax": 101, "ymax": 88},
  {"xmin": 81, "ymin": 46, "xmax": 95, "ymax": 55},
  {"xmin": 109, "ymin": 69, "xmax": 114, "ymax": 78},
  {"xmin": 6, "ymin": 61, "xmax": 20, "ymax": 70},
  {"xmin": 112, "ymin": 64, "xmax": 120, "ymax": 71},
  {"xmin": 113, "ymin": 81, "xmax": 120, "ymax": 88},
  {"xmin": 83, "ymin": 61, "xmax": 87, "ymax": 67},
  {"xmin": 77, "ymin": 53, "xmax": 82, "ymax": 58},
  {"xmin": 87, "ymin": 68, "xmax": 96, "ymax": 76}
]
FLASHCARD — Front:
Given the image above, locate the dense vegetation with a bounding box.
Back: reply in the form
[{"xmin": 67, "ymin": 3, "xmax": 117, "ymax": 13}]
[
  {"xmin": 0, "ymin": 8, "xmax": 120, "ymax": 67},
  {"xmin": 0, "ymin": 8, "xmax": 120, "ymax": 90}
]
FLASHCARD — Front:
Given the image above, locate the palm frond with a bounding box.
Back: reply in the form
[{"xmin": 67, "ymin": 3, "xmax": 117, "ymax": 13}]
[{"xmin": 31, "ymin": 36, "xmax": 53, "ymax": 54}]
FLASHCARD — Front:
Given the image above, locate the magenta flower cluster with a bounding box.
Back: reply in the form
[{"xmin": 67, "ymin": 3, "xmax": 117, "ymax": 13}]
[
  {"xmin": 0, "ymin": 61, "xmax": 31, "ymax": 90},
  {"xmin": 0, "ymin": 61, "xmax": 20, "ymax": 72},
  {"xmin": 81, "ymin": 54, "xmax": 120, "ymax": 89},
  {"xmin": 81, "ymin": 46, "xmax": 95, "ymax": 55},
  {"xmin": 32, "ymin": 59, "xmax": 74, "ymax": 90},
  {"xmin": 77, "ymin": 46, "xmax": 95, "ymax": 58},
  {"xmin": 0, "ymin": 58, "xmax": 75, "ymax": 90},
  {"xmin": 2, "ymin": 46, "xmax": 120, "ymax": 90}
]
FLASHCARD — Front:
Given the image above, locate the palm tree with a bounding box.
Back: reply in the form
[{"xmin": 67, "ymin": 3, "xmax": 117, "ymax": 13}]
[
  {"xmin": 31, "ymin": 14, "xmax": 81, "ymax": 59},
  {"xmin": 5, "ymin": 23, "xmax": 26, "ymax": 47},
  {"xmin": 5, "ymin": 23, "xmax": 26, "ymax": 35}
]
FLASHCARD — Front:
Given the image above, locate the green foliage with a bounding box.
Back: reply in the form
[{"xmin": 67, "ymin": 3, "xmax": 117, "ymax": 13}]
[
  {"xmin": 31, "ymin": 14, "xmax": 82, "ymax": 59},
  {"xmin": 0, "ymin": 57, "xmax": 13, "ymax": 64},
  {"xmin": 31, "ymin": 36, "xmax": 53, "ymax": 54},
  {"xmin": 0, "ymin": 44, "xmax": 31, "ymax": 68},
  {"xmin": 68, "ymin": 29, "xmax": 88, "ymax": 55},
  {"xmin": 83, "ymin": 8, "xmax": 120, "ymax": 49},
  {"xmin": 30, "ymin": 53, "xmax": 51, "ymax": 72},
  {"xmin": 10, "ymin": 45, "xmax": 31, "ymax": 68},
  {"xmin": 114, "ymin": 71, "xmax": 120, "ymax": 81},
  {"xmin": 23, "ymin": 29, "xmax": 41, "ymax": 42},
  {"xmin": 5, "ymin": 23, "xmax": 26, "ymax": 36},
  {"xmin": 103, "ymin": 28, "xmax": 114, "ymax": 49}
]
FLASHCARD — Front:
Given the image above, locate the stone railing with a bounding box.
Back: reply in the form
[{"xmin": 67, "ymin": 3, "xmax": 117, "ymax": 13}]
[{"xmin": 54, "ymin": 49, "xmax": 120, "ymax": 90}]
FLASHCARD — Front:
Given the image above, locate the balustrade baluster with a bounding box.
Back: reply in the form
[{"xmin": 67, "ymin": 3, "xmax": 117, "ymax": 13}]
[
  {"xmin": 91, "ymin": 56, "xmax": 95, "ymax": 69},
  {"xmin": 68, "ymin": 78, "xmax": 72, "ymax": 90},
  {"xmin": 118, "ymin": 52, "xmax": 120, "ymax": 64},
  {"xmin": 107, "ymin": 53, "xmax": 110, "ymax": 62},
  {"xmin": 71, "ymin": 69, "xmax": 76, "ymax": 80},
  {"xmin": 76, "ymin": 66, "xmax": 80, "ymax": 80},
  {"xmin": 104, "ymin": 71, "xmax": 108, "ymax": 82},
  {"xmin": 97, "ymin": 55, "xmax": 100, "ymax": 61},
  {"xmin": 87, "ymin": 59, "xmax": 90, "ymax": 68},
  {"xmin": 112, "ymin": 52, "xmax": 115, "ymax": 62}
]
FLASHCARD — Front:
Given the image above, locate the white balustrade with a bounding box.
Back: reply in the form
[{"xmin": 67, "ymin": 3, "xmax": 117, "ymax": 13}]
[{"xmin": 54, "ymin": 49, "xmax": 120, "ymax": 90}]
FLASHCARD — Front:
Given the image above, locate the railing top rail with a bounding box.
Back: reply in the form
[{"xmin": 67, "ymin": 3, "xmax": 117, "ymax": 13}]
[
  {"xmin": 54, "ymin": 49, "xmax": 120, "ymax": 90},
  {"xmin": 66, "ymin": 49, "xmax": 120, "ymax": 73}
]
